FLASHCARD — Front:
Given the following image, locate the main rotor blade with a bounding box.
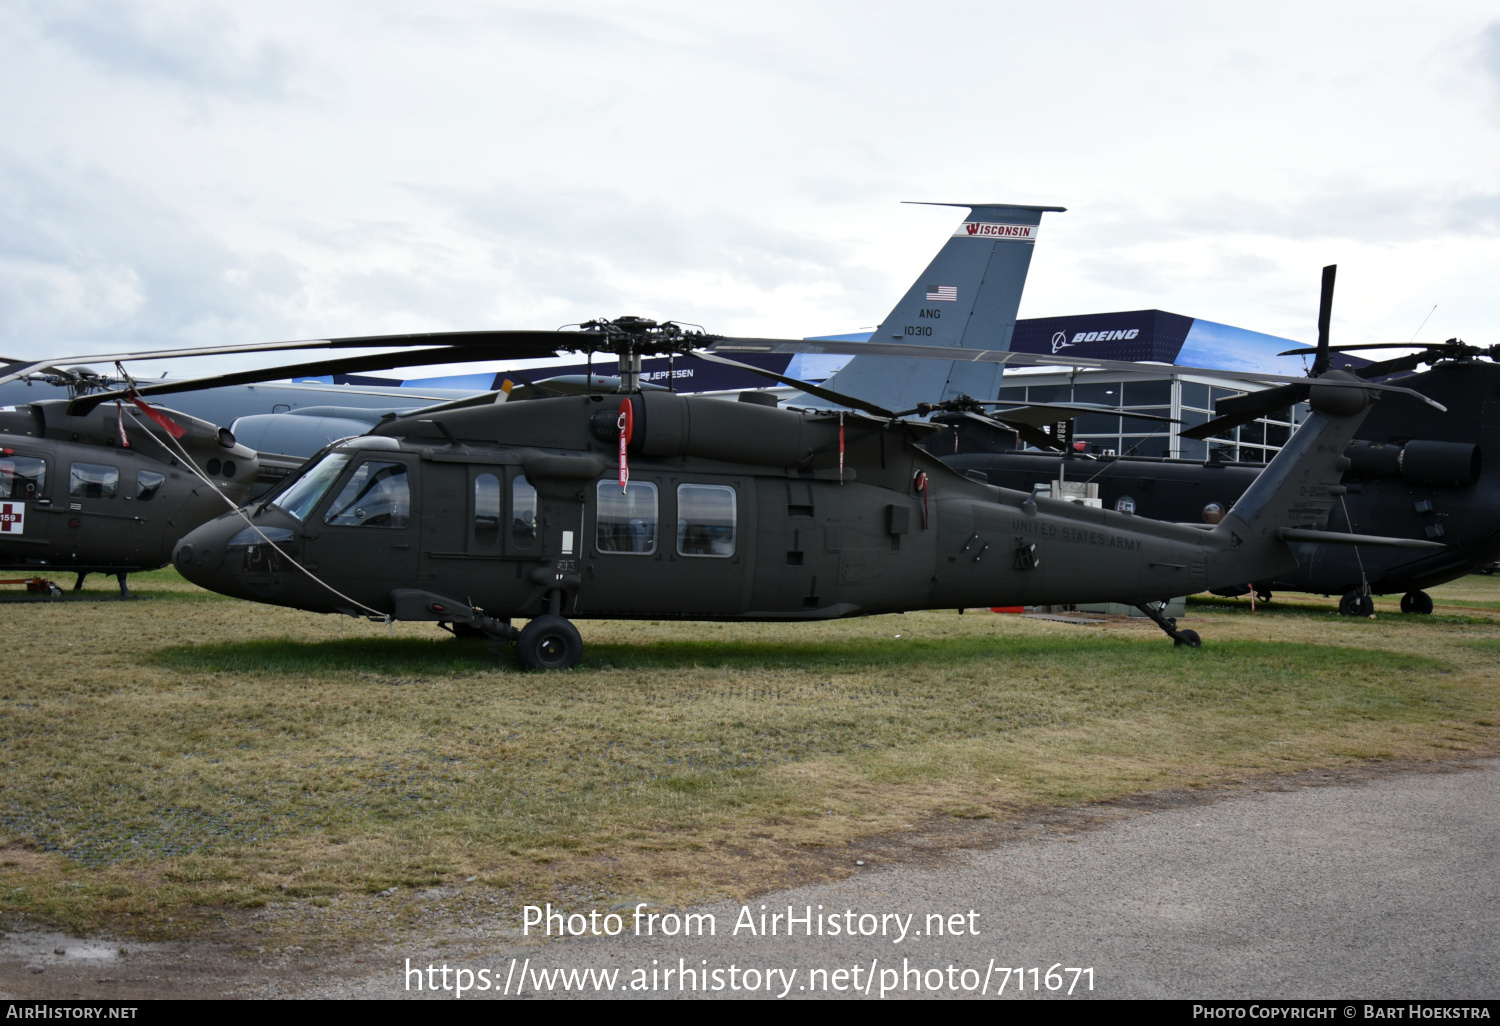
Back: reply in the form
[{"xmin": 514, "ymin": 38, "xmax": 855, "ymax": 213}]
[
  {"xmin": 703, "ymin": 338, "xmax": 1447, "ymax": 411},
  {"xmin": 0, "ymin": 330, "xmax": 575, "ymax": 390},
  {"xmin": 64, "ymin": 345, "xmax": 515, "ymax": 415},
  {"xmin": 689, "ymin": 349, "xmax": 898, "ymax": 418},
  {"xmin": 935, "ymin": 410, "xmax": 1059, "ymax": 450},
  {"xmin": 1177, "ymin": 382, "xmax": 1312, "ymax": 441},
  {"xmin": 1313, "ymin": 264, "xmax": 1336, "ymax": 377}
]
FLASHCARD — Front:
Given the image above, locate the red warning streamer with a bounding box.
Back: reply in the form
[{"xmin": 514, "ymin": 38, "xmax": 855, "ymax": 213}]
[
  {"xmin": 617, "ymin": 398, "xmax": 634, "ymax": 492},
  {"xmin": 115, "ymin": 401, "xmax": 130, "ymax": 448},
  {"xmin": 131, "ymin": 397, "xmax": 186, "ymax": 439},
  {"xmin": 914, "ymin": 469, "xmax": 929, "ymax": 529},
  {"xmin": 838, "ymin": 412, "xmax": 845, "ymax": 484}
]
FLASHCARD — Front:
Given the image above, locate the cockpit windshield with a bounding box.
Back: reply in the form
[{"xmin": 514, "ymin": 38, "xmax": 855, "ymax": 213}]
[{"xmin": 271, "ymin": 453, "xmax": 351, "ymax": 521}]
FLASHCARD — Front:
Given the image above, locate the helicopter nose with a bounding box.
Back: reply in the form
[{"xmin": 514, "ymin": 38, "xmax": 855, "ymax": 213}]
[
  {"xmin": 173, "ymin": 517, "xmax": 231, "ymax": 589},
  {"xmin": 175, "ymin": 512, "xmax": 307, "ymax": 601}
]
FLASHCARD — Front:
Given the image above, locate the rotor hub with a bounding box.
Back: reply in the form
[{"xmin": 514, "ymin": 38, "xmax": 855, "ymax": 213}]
[{"xmin": 573, "ymin": 316, "xmax": 709, "ymax": 392}]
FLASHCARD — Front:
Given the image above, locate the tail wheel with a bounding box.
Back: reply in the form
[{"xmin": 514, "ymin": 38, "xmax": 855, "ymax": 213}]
[
  {"xmin": 1399, "ymin": 591, "xmax": 1434, "ymax": 615},
  {"xmin": 1339, "ymin": 591, "xmax": 1375, "ymax": 617},
  {"xmin": 516, "ymin": 615, "xmax": 583, "ymax": 671},
  {"xmin": 1173, "ymin": 629, "xmax": 1202, "ymax": 648}
]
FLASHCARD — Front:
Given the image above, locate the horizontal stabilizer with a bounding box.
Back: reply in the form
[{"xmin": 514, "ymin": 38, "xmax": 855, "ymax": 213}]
[{"xmin": 1277, "ymin": 528, "xmax": 1447, "ymax": 550}]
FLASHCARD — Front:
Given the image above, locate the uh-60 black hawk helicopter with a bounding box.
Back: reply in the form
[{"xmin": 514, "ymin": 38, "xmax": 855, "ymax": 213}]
[{"xmin": 70, "ymin": 311, "xmax": 1440, "ymax": 670}]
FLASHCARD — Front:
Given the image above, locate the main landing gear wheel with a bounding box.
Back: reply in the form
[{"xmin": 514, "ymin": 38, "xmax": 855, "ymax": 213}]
[
  {"xmin": 1255, "ymin": 591, "xmax": 1272, "ymax": 604},
  {"xmin": 1400, "ymin": 590, "xmax": 1434, "ymax": 615},
  {"xmin": 1339, "ymin": 591, "xmax": 1375, "ymax": 617},
  {"xmin": 516, "ymin": 615, "xmax": 583, "ymax": 671}
]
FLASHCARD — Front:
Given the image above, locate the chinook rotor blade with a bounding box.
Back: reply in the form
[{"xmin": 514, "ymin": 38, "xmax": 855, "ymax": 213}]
[
  {"xmin": 1312, "ymin": 264, "xmax": 1336, "ymax": 377},
  {"xmin": 1353, "ymin": 351, "xmax": 1434, "ymax": 379},
  {"xmin": 980, "ymin": 400, "xmax": 1177, "ymax": 425},
  {"xmin": 1178, "ymin": 382, "xmax": 1312, "ymax": 441},
  {"xmin": 1279, "ymin": 342, "xmax": 1445, "ymax": 355},
  {"xmin": 699, "ymin": 339, "xmax": 1446, "ymax": 411}
]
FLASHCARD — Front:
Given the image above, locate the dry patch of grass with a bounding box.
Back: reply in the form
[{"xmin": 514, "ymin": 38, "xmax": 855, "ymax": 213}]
[{"xmin": 0, "ymin": 571, "xmax": 1496, "ymax": 941}]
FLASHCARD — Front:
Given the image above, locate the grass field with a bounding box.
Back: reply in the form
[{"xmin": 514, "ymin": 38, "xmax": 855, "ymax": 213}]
[{"xmin": 1, "ymin": 568, "xmax": 1497, "ymax": 940}]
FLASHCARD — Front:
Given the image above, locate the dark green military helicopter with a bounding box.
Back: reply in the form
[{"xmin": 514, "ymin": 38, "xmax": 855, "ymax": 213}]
[
  {"xmin": 0, "ymin": 334, "xmax": 574, "ymax": 596},
  {"xmin": 0, "ymin": 361, "xmax": 267, "ymax": 596},
  {"xmin": 96, "ymin": 316, "xmax": 1446, "ymax": 670}
]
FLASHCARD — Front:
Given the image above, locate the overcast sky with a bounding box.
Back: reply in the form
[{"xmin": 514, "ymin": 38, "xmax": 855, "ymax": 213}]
[{"xmin": 3, "ymin": 0, "xmax": 1499, "ymax": 379}]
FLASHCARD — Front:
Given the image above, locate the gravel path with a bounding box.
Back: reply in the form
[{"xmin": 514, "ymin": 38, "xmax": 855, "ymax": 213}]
[
  {"xmin": 322, "ymin": 758, "xmax": 1500, "ymax": 999},
  {"xmin": 4, "ymin": 759, "xmax": 1496, "ymax": 1000}
]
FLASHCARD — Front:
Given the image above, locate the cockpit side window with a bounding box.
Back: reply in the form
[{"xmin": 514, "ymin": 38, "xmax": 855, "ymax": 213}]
[
  {"xmin": 272, "ymin": 453, "xmax": 351, "ymax": 521},
  {"xmin": 324, "ymin": 460, "xmax": 411, "ymax": 528},
  {"xmin": 0, "ymin": 456, "xmax": 45, "ymax": 500}
]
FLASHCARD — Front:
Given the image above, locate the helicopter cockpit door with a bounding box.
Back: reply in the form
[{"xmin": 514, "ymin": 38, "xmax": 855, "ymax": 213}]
[{"xmin": 308, "ymin": 454, "xmax": 419, "ymax": 587}]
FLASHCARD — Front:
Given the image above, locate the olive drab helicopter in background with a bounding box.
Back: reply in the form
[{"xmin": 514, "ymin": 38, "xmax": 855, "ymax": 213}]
[
  {"xmin": 45, "ymin": 308, "xmax": 1437, "ymax": 670},
  {"xmin": 941, "ymin": 266, "xmax": 1500, "ymax": 616},
  {"xmin": 0, "ymin": 332, "xmax": 599, "ymax": 597},
  {"xmin": 0, "ymin": 360, "xmax": 270, "ymax": 596}
]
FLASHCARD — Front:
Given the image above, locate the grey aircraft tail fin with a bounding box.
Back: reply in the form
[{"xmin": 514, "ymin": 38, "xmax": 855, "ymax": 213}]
[
  {"xmin": 817, "ymin": 202, "xmax": 1064, "ymax": 414},
  {"xmin": 1205, "ymin": 373, "xmax": 1380, "ymax": 583}
]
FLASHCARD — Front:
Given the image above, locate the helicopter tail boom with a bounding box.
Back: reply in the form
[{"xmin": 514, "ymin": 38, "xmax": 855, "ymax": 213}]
[{"xmin": 1204, "ymin": 372, "xmax": 1385, "ymax": 582}]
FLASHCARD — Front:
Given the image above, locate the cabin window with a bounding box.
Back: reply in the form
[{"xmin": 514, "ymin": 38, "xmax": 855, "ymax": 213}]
[
  {"xmin": 0, "ymin": 456, "xmax": 45, "ymax": 500},
  {"xmin": 676, "ymin": 483, "xmax": 736, "ymax": 557},
  {"xmin": 596, "ymin": 480, "xmax": 657, "ymax": 555},
  {"xmin": 324, "ymin": 461, "xmax": 411, "ymax": 528},
  {"xmin": 474, "ymin": 473, "xmax": 500, "ymax": 547},
  {"xmin": 136, "ymin": 470, "xmax": 165, "ymax": 502},
  {"xmin": 511, "ymin": 475, "xmax": 537, "ymax": 547},
  {"xmin": 69, "ymin": 462, "xmax": 118, "ymax": 499},
  {"xmin": 273, "ymin": 453, "xmax": 351, "ymax": 521}
]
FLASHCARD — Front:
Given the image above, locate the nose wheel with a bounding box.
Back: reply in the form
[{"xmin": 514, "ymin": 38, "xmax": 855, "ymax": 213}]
[
  {"xmin": 516, "ymin": 615, "xmax": 583, "ymax": 671},
  {"xmin": 1339, "ymin": 589, "xmax": 1375, "ymax": 617}
]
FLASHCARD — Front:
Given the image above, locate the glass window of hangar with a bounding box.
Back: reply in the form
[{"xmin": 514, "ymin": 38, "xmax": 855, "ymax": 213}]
[{"xmin": 1004, "ymin": 375, "xmax": 1304, "ymax": 463}]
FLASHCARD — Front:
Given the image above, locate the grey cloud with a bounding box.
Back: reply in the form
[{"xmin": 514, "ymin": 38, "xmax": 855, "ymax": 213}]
[
  {"xmin": 28, "ymin": 0, "xmax": 297, "ymax": 98},
  {"xmin": 1480, "ymin": 20, "xmax": 1500, "ymax": 94},
  {"xmin": 432, "ymin": 184, "xmax": 864, "ymax": 303},
  {"xmin": 1075, "ymin": 181, "xmax": 1500, "ymax": 251},
  {"xmin": 0, "ymin": 155, "xmax": 303, "ymax": 357}
]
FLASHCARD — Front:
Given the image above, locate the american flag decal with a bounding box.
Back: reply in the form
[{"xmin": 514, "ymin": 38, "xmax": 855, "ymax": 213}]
[{"xmin": 925, "ymin": 285, "xmax": 958, "ymax": 302}]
